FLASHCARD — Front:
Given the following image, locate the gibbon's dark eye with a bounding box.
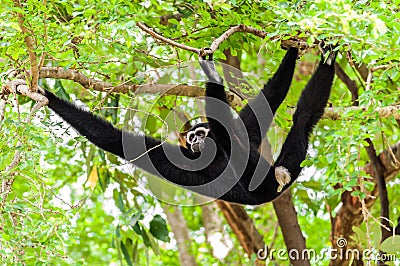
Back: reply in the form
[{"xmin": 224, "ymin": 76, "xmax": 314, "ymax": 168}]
[
  {"xmin": 196, "ymin": 131, "xmax": 205, "ymax": 137},
  {"xmin": 187, "ymin": 132, "xmax": 195, "ymax": 142}
]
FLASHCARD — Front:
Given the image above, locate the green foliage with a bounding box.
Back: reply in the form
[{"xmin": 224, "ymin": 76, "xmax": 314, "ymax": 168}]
[
  {"xmin": 1, "ymin": 0, "xmax": 399, "ymax": 264},
  {"xmin": 150, "ymin": 215, "xmax": 170, "ymax": 242},
  {"xmin": 381, "ymin": 236, "xmax": 400, "ymax": 254}
]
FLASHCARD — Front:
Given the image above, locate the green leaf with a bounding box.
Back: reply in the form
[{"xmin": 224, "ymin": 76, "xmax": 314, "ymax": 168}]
[
  {"xmin": 115, "ymin": 226, "xmax": 121, "ymax": 238},
  {"xmin": 381, "ymin": 235, "xmax": 400, "ymax": 254},
  {"xmin": 141, "ymin": 229, "xmax": 151, "ymax": 247},
  {"xmin": 144, "ymin": 230, "xmax": 160, "ymax": 255},
  {"xmin": 120, "ymin": 241, "xmax": 133, "ymax": 266},
  {"xmin": 132, "ymin": 222, "xmax": 142, "ymax": 235},
  {"xmin": 113, "ymin": 189, "xmax": 124, "ymax": 212},
  {"xmin": 149, "ymin": 215, "xmax": 170, "ymax": 242}
]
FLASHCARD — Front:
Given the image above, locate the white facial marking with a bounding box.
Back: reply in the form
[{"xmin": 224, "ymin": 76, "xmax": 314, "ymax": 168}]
[{"xmin": 186, "ymin": 127, "xmax": 209, "ymax": 145}]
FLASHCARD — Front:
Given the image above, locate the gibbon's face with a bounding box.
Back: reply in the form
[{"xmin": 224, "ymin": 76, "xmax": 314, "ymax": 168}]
[{"xmin": 186, "ymin": 123, "xmax": 210, "ymax": 153}]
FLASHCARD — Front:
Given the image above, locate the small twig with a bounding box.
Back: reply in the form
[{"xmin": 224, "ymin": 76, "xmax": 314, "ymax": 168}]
[
  {"xmin": 92, "ymin": 87, "xmax": 116, "ymax": 112},
  {"xmin": 371, "ymin": 64, "xmax": 395, "ymax": 72},
  {"xmin": 382, "ymin": 134, "xmax": 400, "ymax": 167},
  {"xmin": 137, "ymin": 22, "xmax": 201, "ymax": 54},
  {"xmin": 358, "ymin": 164, "xmax": 373, "ymax": 251},
  {"xmin": 39, "ymin": 0, "xmax": 47, "ymax": 69}
]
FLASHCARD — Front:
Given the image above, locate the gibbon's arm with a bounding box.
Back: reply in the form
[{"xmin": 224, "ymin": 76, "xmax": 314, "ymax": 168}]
[
  {"xmin": 238, "ymin": 47, "xmax": 298, "ymax": 147},
  {"xmin": 275, "ymin": 45, "xmax": 337, "ymax": 191},
  {"xmin": 43, "ymin": 90, "xmax": 213, "ymax": 186},
  {"xmin": 44, "ymin": 90, "xmax": 125, "ymax": 157},
  {"xmin": 199, "ymin": 56, "xmax": 236, "ymax": 151}
]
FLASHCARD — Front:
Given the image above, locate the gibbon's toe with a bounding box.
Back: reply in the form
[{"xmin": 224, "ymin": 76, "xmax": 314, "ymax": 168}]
[{"xmin": 275, "ymin": 166, "xmax": 291, "ymax": 192}]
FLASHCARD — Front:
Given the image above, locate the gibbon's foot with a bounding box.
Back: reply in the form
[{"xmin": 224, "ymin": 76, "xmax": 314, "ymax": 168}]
[
  {"xmin": 319, "ymin": 41, "xmax": 338, "ymax": 66},
  {"xmin": 4, "ymin": 79, "xmax": 26, "ymax": 94},
  {"xmin": 275, "ymin": 166, "xmax": 291, "ymax": 192},
  {"xmin": 4, "ymin": 79, "xmax": 46, "ymax": 95},
  {"xmin": 199, "ymin": 50, "xmax": 223, "ymax": 85},
  {"xmin": 37, "ymin": 86, "xmax": 46, "ymax": 95}
]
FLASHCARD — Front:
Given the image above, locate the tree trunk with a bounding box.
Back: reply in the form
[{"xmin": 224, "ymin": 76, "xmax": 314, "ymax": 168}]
[
  {"xmin": 273, "ymin": 191, "xmax": 310, "ymax": 266},
  {"xmin": 163, "ymin": 205, "xmax": 197, "ymax": 266}
]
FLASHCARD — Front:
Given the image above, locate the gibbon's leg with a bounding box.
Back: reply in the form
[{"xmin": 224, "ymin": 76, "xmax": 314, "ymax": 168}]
[
  {"xmin": 199, "ymin": 55, "xmax": 236, "ymax": 152},
  {"xmin": 42, "ymin": 90, "xmax": 217, "ymax": 187},
  {"xmin": 274, "ymin": 46, "xmax": 337, "ymax": 192},
  {"xmin": 239, "ymin": 47, "xmax": 298, "ymax": 147}
]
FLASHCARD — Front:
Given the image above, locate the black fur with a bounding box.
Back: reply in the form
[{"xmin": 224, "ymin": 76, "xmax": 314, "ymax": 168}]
[{"xmin": 43, "ymin": 46, "xmax": 336, "ymax": 205}]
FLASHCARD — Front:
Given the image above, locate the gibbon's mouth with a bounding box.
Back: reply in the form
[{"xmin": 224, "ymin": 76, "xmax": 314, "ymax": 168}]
[{"xmin": 191, "ymin": 140, "xmax": 205, "ymax": 153}]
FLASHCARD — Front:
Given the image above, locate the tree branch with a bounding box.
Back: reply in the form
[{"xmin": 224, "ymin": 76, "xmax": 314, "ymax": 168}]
[
  {"xmin": 13, "ymin": 0, "xmax": 39, "ymax": 92},
  {"xmin": 322, "ymin": 104, "xmax": 400, "ymax": 120},
  {"xmin": 216, "ymin": 201, "xmax": 265, "ymax": 257},
  {"xmin": 162, "ymin": 205, "xmax": 197, "ymax": 266},
  {"xmin": 3, "ymin": 80, "xmax": 48, "ymax": 111},
  {"xmin": 334, "ymin": 62, "xmax": 359, "ymax": 105},
  {"xmin": 364, "ymin": 139, "xmax": 391, "ymax": 242},
  {"xmin": 137, "ymin": 22, "xmax": 202, "ymax": 54},
  {"xmin": 37, "ymin": 66, "xmax": 211, "ymax": 96},
  {"xmin": 137, "ymin": 22, "xmax": 309, "ymax": 55},
  {"xmin": 38, "ymin": 67, "xmax": 139, "ymax": 93},
  {"xmin": 272, "ymin": 191, "xmax": 310, "ymax": 266},
  {"xmin": 258, "ymin": 131, "xmax": 310, "ymax": 265}
]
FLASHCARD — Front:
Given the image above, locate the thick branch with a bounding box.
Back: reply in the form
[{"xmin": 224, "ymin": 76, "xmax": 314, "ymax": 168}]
[
  {"xmin": 7, "ymin": 70, "xmax": 400, "ymax": 121},
  {"xmin": 258, "ymin": 133, "xmax": 309, "ymax": 266},
  {"xmin": 322, "ymin": 104, "xmax": 400, "ymax": 120},
  {"xmin": 14, "ymin": 0, "xmax": 39, "ymax": 92},
  {"xmin": 38, "ymin": 66, "xmax": 208, "ymax": 95},
  {"xmin": 216, "ymin": 201, "xmax": 265, "ymax": 257},
  {"xmin": 38, "ymin": 67, "xmax": 138, "ymax": 93},
  {"xmin": 334, "ymin": 62, "xmax": 358, "ymax": 105},
  {"xmin": 273, "ymin": 191, "xmax": 310, "ymax": 266}
]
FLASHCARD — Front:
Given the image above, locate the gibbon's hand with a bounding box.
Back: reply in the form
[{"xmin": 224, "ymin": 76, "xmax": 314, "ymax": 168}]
[
  {"xmin": 319, "ymin": 40, "xmax": 338, "ymax": 66},
  {"xmin": 198, "ymin": 50, "xmax": 223, "ymax": 85}
]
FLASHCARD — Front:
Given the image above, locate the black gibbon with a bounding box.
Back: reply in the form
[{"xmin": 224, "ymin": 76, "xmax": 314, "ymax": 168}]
[{"xmin": 41, "ymin": 45, "xmax": 337, "ymax": 205}]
